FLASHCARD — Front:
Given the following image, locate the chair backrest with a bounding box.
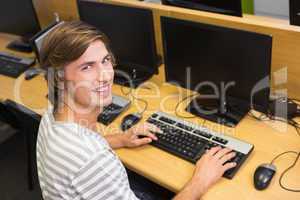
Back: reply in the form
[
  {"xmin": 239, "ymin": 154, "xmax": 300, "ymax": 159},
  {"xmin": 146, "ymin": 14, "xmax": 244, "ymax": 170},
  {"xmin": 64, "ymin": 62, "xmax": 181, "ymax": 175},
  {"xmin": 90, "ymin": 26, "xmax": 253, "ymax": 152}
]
[
  {"xmin": 0, "ymin": 101, "xmax": 18, "ymax": 125},
  {"xmin": 0, "ymin": 101, "xmax": 18, "ymax": 145},
  {"xmin": 3, "ymin": 100, "xmax": 41, "ymax": 133},
  {"xmin": 3, "ymin": 100, "xmax": 42, "ymax": 191}
]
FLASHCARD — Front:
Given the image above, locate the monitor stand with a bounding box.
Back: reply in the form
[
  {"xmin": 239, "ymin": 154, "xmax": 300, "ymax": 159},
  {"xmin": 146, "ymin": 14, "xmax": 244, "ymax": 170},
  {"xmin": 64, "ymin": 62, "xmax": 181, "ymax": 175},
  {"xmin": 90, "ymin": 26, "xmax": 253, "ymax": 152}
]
[
  {"xmin": 113, "ymin": 65, "xmax": 154, "ymax": 88},
  {"xmin": 6, "ymin": 37, "xmax": 33, "ymax": 53},
  {"xmin": 185, "ymin": 96, "xmax": 249, "ymax": 127}
]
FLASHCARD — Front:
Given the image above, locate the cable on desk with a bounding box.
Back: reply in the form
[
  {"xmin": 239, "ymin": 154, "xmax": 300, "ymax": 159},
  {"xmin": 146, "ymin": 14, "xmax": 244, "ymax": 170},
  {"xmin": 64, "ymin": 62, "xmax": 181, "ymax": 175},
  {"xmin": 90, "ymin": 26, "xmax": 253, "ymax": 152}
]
[
  {"xmin": 174, "ymin": 94, "xmax": 199, "ymax": 119},
  {"xmin": 249, "ymin": 98, "xmax": 300, "ymax": 192},
  {"xmin": 120, "ymin": 82, "xmax": 148, "ymax": 115},
  {"xmin": 270, "ymin": 151, "xmax": 298, "ymax": 165},
  {"xmin": 247, "ymin": 101, "xmax": 300, "ymax": 137},
  {"xmin": 269, "ymin": 151, "xmax": 300, "ymax": 192}
]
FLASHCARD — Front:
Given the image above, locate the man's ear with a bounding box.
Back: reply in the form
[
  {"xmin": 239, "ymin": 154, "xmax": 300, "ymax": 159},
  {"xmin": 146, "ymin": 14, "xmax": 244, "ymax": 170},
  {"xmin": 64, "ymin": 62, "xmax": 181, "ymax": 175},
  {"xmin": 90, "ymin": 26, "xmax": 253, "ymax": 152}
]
[{"xmin": 56, "ymin": 71, "xmax": 65, "ymax": 90}]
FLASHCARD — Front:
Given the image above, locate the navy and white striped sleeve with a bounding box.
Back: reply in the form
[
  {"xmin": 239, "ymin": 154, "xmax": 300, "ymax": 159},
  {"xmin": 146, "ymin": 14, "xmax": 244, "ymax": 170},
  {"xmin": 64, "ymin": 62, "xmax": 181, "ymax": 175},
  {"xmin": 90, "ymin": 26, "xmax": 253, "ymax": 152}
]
[{"xmin": 71, "ymin": 150, "xmax": 139, "ymax": 200}]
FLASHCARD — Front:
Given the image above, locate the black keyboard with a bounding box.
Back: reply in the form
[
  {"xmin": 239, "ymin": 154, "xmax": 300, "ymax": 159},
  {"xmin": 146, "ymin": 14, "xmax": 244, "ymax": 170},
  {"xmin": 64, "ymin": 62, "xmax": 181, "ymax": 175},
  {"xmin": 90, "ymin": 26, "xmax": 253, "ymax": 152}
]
[
  {"xmin": 0, "ymin": 52, "xmax": 35, "ymax": 78},
  {"xmin": 146, "ymin": 111, "xmax": 254, "ymax": 179},
  {"xmin": 98, "ymin": 95, "xmax": 131, "ymax": 125}
]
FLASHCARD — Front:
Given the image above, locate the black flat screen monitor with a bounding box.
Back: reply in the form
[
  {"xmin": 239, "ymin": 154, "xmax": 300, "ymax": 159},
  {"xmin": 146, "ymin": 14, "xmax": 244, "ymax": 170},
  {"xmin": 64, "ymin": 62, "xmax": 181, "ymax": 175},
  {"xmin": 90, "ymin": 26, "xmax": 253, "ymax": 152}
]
[
  {"xmin": 0, "ymin": 0, "xmax": 41, "ymax": 52},
  {"xmin": 31, "ymin": 21, "xmax": 64, "ymax": 62},
  {"xmin": 162, "ymin": 0, "xmax": 242, "ymax": 17},
  {"xmin": 0, "ymin": 0, "xmax": 40, "ymax": 37},
  {"xmin": 77, "ymin": 0, "xmax": 160, "ymax": 87},
  {"xmin": 290, "ymin": 0, "xmax": 300, "ymax": 26},
  {"xmin": 161, "ymin": 16, "xmax": 272, "ymax": 126}
]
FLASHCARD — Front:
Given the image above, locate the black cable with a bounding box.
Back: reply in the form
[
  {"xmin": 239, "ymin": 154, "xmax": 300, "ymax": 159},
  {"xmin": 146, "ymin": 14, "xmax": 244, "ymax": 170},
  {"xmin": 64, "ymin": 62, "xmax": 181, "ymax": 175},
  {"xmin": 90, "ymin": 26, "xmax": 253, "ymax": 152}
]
[
  {"xmin": 248, "ymin": 97, "xmax": 300, "ymax": 192},
  {"xmin": 247, "ymin": 97, "xmax": 300, "ymax": 137},
  {"xmin": 120, "ymin": 82, "xmax": 148, "ymax": 115},
  {"xmin": 270, "ymin": 151, "xmax": 298, "ymax": 165},
  {"xmin": 134, "ymin": 97, "xmax": 148, "ymax": 115},
  {"xmin": 290, "ymin": 98, "xmax": 300, "ymax": 118},
  {"xmin": 289, "ymin": 98, "xmax": 300, "ymax": 136},
  {"xmin": 279, "ymin": 151, "xmax": 300, "ymax": 192},
  {"xmin": 249, "ymin": 97, "xmax": 300, "ymax": 192},
  {"xmin": 174, "ymin": 94, "xmax": 199, "ymax": 119},
  {"xmin": 289, "ymin": 119, "xmax": 300, "ymax": 137},
  {"xmin": 269, "ymin": 151, "xmax": 300, "ymax": 192},
  {"xmin": 265, "ymin": 114, "xmax": 300, "ymax": 137}
]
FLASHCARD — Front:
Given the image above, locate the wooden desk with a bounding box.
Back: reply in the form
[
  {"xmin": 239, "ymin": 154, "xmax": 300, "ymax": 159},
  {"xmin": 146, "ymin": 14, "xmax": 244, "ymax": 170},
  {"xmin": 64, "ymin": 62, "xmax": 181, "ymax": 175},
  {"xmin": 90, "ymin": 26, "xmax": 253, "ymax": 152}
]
[
  {"xmin": 1, "ymin": 35, "xmax": 299, "ymax": 200},
  {"xmin": 0, "ymin": 34, "xmax": 48, "ymax": 112}
]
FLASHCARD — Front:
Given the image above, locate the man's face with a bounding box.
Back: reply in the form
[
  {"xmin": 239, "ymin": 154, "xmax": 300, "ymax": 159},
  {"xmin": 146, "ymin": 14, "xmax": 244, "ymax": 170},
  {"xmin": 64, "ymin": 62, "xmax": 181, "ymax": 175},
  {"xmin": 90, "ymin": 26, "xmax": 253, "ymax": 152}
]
[{"xmin": 63, "ymin": 41, "xmax": 114, "ymax": 111}]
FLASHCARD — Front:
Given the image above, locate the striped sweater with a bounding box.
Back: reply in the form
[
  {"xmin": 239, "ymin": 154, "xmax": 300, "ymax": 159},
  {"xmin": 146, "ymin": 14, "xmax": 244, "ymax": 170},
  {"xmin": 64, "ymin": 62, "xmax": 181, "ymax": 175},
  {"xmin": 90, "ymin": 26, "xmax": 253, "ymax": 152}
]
[{"xmin": 36, "ymin": 108, "xmax": 138, "ymax": 200}]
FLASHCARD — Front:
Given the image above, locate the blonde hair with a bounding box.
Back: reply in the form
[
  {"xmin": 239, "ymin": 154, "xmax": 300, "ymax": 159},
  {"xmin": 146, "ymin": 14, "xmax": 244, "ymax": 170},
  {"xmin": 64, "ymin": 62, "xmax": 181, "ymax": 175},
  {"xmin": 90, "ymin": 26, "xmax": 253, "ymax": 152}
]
[{"xmin": 40, "ymin": 21, "xmax": 115, "ymax": 109}]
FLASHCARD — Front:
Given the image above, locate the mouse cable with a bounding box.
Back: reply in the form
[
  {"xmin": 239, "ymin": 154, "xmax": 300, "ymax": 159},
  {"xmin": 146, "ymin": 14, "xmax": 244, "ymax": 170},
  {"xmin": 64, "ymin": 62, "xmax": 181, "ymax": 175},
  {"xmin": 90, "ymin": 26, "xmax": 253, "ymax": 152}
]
[
  {"xmin": 269, "ymin": 150, "xmax": 300, "ymax": 192},
  {"xmin": 120, "ymin": 82, "xmax": 148, "ymax": 115},
  {"xmin": 174, "ymin": 93, "xmax": 199, "ymax": 119},
  {"xmin": 279, "ymin": 151, "xmax": 300, "ymax": 192},
  {"xmin": 270, "ymin": 151, "xmax": 298, "ymax": 165}
]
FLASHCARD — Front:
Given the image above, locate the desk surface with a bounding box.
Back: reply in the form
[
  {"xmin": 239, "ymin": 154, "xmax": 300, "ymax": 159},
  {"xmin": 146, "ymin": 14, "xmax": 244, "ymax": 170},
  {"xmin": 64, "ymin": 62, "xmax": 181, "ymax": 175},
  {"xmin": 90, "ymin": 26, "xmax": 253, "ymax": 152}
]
[{"xmin": 1, "ymin": 34, "xmax": 300, "ymax": 200}]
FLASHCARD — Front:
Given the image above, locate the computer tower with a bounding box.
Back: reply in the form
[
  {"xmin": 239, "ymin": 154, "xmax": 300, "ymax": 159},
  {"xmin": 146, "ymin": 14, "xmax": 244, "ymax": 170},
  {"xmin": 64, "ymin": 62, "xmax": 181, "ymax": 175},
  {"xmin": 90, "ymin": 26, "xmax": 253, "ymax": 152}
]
[{"xmin": 290, "ymin": 0, "xmax": 300, "ymax": 26}]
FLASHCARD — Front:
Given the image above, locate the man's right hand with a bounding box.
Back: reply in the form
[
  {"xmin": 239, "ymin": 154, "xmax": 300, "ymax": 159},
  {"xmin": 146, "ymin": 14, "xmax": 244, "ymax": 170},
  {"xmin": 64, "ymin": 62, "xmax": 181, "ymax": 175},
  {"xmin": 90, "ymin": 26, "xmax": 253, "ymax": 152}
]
[{"xmin": 174, "ymin": 146, "xmax": 237, "ymax": 200}]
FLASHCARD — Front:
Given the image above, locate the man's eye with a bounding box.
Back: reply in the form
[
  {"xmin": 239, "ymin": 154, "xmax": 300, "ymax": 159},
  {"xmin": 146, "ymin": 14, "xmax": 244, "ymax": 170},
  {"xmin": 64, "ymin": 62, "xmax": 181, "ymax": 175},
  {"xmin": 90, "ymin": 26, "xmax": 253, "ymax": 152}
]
[
  {"xmin": 102, "ymin": 56, "xmax": 112, "ymax": 64},
  {"xmin": 81, "ymin": 65, "xmax": 92, "ymax": 71}
]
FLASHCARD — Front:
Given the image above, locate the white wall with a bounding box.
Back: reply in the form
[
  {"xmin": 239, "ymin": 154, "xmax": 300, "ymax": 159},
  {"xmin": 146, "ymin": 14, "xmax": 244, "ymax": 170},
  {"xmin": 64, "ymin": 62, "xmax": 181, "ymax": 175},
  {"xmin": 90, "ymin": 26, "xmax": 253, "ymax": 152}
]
[{"xmin": 254, "ymin": 0, "xmax": 289, "ymax": 19}]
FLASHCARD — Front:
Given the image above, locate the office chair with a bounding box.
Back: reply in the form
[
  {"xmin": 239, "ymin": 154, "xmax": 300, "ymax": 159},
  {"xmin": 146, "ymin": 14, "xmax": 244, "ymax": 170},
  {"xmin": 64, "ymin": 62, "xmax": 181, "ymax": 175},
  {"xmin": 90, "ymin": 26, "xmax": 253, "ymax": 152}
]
[
  {"xmin": 0, "ymin": 101, "xmax": 18, "ymax": 157},
  {"xmin": 3, "ymin": 100, "xmax": 41, "ymax": 190}
]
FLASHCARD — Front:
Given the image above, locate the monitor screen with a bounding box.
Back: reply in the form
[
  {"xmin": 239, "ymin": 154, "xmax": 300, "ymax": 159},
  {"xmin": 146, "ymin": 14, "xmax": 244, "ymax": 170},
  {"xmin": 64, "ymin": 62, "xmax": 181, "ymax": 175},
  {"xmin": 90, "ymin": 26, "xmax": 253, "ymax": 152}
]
[
  {"xmin": 161, "ymin": 16, "xmax": 272, "ymax": 113},
  {"xmin": 77, "ymin": 0, "xmax": 159, "ymax": 74},
  {"xmin": 290, "ymin": 0, "xmax": 300, "ymax": 26},
  {"xmin": 0, "ymin": 0, "xmax": 40, "ymax": 37},
  {"xmin": 162, "ymin": 0, "xmax": 242, "ymax": 17},
  {"xmin": 31, "ymin": 21, "xmax": 64, "ymax": 62}
]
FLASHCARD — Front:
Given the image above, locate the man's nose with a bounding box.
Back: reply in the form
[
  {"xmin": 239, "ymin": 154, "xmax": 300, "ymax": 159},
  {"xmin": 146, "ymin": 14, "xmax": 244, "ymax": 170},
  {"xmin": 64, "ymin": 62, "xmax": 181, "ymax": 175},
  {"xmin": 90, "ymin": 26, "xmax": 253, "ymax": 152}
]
[{"xmin": 97, "ymin": 67, "xmax": 114, "ymax": 81}]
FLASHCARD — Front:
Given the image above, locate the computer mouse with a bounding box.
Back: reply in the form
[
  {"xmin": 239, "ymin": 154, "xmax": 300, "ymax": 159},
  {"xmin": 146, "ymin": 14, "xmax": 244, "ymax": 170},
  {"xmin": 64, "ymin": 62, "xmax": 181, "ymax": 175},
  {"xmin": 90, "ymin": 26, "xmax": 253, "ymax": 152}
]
[
  {"xmin": 254, "ymin": 163, "xmax": 276, "ymax": 190},
  {"xmin": 24, "ymin": 68, "xmax": 40, "ymax": 80},
  {"xmin": 120, "ymin": 113, "xmax": 142, "ymax": 131}
]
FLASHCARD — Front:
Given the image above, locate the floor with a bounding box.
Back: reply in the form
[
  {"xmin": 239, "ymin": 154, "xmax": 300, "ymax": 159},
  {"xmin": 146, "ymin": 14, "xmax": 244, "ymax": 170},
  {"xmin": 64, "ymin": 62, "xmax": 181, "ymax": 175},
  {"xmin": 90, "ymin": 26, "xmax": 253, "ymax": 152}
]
[{"xmin": 0, "ymin": 133, "xmax": 42, "ymax": 200}]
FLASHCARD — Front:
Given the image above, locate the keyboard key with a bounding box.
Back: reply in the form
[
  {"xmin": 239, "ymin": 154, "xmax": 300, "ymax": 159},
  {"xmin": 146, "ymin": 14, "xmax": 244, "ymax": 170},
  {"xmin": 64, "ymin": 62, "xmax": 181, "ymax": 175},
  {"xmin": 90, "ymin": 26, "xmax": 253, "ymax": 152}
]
[
  {"xmin": 193, "ymin": 129, "xmax": 212, "ymax": 139},
  {"xmin": 176, "ymin": 122, "xmax": 193, "ymax": 132},
  {"xmin": 151, "ymin": 113, "xmax": 158, "ymax": 118},
  {"xmin": 159, "ymin": 116, "xmax": 176, "ymax": 124},
  {"xmin": 147, "ymin": 118, "xmax": 158, "ymax": 124},
  {"xmin": 97, "ymin": 96, "xmax": 130, "ymax": 125},
  {"xmin": 212, "ymin": 136, "xmax": 228, "ymax": 145}
]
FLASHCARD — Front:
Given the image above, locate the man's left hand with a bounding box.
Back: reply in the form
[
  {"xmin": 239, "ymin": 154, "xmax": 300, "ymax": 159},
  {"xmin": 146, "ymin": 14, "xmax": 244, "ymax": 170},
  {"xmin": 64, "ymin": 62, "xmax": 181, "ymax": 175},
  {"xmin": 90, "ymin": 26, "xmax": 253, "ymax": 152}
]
[{"xmin": 122, "ymin": 122, "xmax": 160, "ymax": 148}]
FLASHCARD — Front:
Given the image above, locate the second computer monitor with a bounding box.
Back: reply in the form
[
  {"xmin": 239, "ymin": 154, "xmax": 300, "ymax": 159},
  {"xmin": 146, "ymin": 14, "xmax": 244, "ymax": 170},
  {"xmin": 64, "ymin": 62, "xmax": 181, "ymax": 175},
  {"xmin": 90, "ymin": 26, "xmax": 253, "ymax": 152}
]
[
  {"xmin": 161, "ymin": 16, "xmax": 272, "ymax": 126},
  {"xmin": 0, "ymin": 0, "xmax": 40, "ymax": 37},
  {"xmin": 77, "ymin": 0, "xmax": 159, "ymax": 87},
  {"xmin": 31, "ymin": 21, "xmax": 64, "ymax": 62},
  {"xmin": 290, "ymin": 0, "xmax": 300, "ymax": 26},
  {"xmin": 161, "ymin": 0, "xmax": 242, "ymax": 17}
]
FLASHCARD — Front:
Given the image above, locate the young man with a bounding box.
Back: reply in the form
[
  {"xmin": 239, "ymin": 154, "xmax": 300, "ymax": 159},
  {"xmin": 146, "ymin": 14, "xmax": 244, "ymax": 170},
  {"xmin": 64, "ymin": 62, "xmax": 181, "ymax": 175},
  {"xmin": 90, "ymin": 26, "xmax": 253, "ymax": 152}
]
[{"xmin": 36, "ymin": 21, "xmax": 237, "ymax": 200}]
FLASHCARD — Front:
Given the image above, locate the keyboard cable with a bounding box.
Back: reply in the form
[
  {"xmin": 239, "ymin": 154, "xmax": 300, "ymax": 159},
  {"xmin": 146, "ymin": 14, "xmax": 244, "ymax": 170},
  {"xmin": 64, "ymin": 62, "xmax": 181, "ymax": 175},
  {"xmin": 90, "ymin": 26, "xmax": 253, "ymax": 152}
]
[{"xmin": 174, "ymin": 93, "xmax": 199, "ymax": 119}]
